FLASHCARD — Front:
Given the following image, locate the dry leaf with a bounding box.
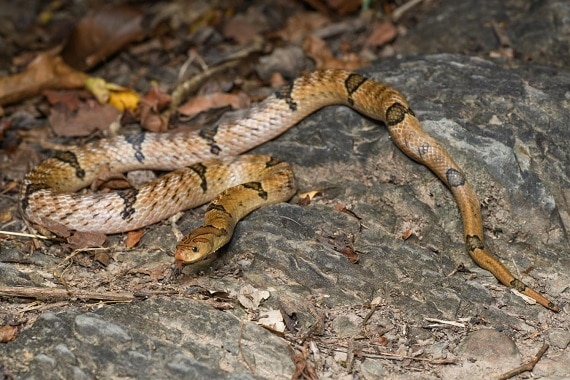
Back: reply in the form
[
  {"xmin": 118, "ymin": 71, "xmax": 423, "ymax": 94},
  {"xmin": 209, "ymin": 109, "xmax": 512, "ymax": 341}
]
[
  {"xmin": 108, "ymin": 89, "xmax": 140, "ymax": 111},
  {"xmin": 85, "ymin": 77, "xmax": 140, "ymax": 111},
  {"xmin": 402, "ymin": 229, "xmax": 413, "ymax": 240},
  {"xmin": 303, "ymin": 35, "xmax": 369, "ymax": 70},
  {"xmin": 47, "ymin": 94, "xmax": 120, "ymax": 137},
  {"xmin": 364, "ymin": 20, "xmax": 398, "ymax": 47},
  {"xmin": 39, "ymin": 217, "xmax": 71, "ymax": 238},
  {"xmin": 0, "ymin": 52, "xmax": 88, "ymax": 106},
  {"xmin": 67, "ymin": 231, "xmax": 107, "ymax": 249},
  {"xmin": 298, "ymin": 190, "xmax": 322, "ymax": 201},
  {"xmin": 325, "ymin": 0, "xmax": 362, "ymax": 15},
  {"xmin": 125, "ymin": 230, "xmax": 144, "ymax": 248},
  {"xmin": 139, "ymin": 86, "xmax": 172, "ymax": 132},
  {"xmin": 0, "ymin": 325, "xmax": 18, "ymax": 343},
  {"xmin": 258, "ymin": 309, "xmax": 286, "ymax": 333},
  {"xmin": 222, "ymin": 17, "xmax": 258, "ymax": 44},
  {"xmin": 178, "ymin": 92, "xmax": 250, "ymax": 118},
  {"xmin": 61, "ymin": 5, "xmax": 144, "ymax": 71},
  {"xmin": 236, "ymin": 284, "xmax": 270, "ymax": 310},
  {"xmin": 94, "ymin": 251, "xmax": 111, "ymax": 266},
  {"xmin": 276, "ymin": 12, "xmax": 330, "ymax": 43},
  {"xmin": 340, "ymin": 246, "xmax": 359, "ymax": 264}
]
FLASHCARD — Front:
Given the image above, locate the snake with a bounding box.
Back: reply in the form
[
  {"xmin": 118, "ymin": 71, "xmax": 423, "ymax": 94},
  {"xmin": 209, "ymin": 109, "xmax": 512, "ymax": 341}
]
[{"xmin": 19, "ymin": 69, "xmax": 558, "ymax": 312}]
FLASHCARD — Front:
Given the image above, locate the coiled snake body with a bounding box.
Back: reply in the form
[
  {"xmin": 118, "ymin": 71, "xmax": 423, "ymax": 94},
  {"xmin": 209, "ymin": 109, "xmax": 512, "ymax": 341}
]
[{"xmin": 20, "ymin": 69, "xmax": 558, "ymax": 311}]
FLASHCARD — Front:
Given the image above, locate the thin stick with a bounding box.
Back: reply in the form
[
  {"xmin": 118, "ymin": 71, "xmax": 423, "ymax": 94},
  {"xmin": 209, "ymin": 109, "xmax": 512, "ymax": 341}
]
[
  {"xmin": 0, "ymin": 230, "xmax": 48, "ymax": 239},
  {"xmin": 497, "ymin": 343, "xmax": 549, "ymax": 380},
  {"xmin": 0, "ymin": 285, "xmax": 139, "ymax": 302},
  {"xmin": 238, "ymin": 319, "xmax": 257, "ymax": 374}
]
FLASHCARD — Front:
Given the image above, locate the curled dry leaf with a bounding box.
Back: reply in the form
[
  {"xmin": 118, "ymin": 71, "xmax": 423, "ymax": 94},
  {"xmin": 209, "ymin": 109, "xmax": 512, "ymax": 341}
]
[
  {"xmin": 85, "ymin": 77, "xmax": 140, "ymax": 111},
  {"xmin": 0, "ymin": 52, "xmax": 88, "ymax": 106},
  {"xmin": 125, "ymin": 230, "xmax": 144, "ymax": 248},
  {"xmin": 0, "ymin": 325, "xmax": 18, "ymax": 343},
  {"xmin": 258, "ymin": 309, "xmax": 286, "ymax": 333},
  {"xmin": 340, "ymin": 246, "xmax": 359, "ymax": 264},
  {"xmin": 364, "ymin": 20, "xmax": 398, "ymax": 47},
  {"xmin": 303, "ymin": 35, "xmax": 369, "ymax": 70},
  {"xmin": 276, "ymin": 11, "xmax": 330, "ymax": 43},
  {"xmin": 236, "ymin": 284, "xmax": 270, "ymax": 310},
  {"xmin": 139, "ymin": 86, "xmax": 172, "ymax": 132},
  {"xmin": 324, "ymin": 0, "xmax": 363, "ymax": 15},
  {"xmin": 47, "ymin": 95, "xmax": 120, "ymax": 137},
  {"xmin": 61, "ymin": 4, "xmax": 145, "ymax": 71},
  {"xmin": 67, "ymin": 231, "xmax": 107, "ymax": 249},
  {"xmin": 178, "ymin": 92, "xmax": 250, "ymax": 118}
]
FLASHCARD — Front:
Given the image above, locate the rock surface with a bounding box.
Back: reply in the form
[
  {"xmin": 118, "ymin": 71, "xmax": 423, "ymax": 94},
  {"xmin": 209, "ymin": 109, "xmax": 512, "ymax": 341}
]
[{"xmin": 2, "ymin": 53, "xmax": 569, "ymax": 379}]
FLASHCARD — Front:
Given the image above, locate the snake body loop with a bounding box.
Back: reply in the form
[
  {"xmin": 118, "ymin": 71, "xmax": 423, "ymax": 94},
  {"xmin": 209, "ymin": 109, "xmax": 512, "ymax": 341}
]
[{"xmin": 20, "ymin": 69, "xmax": 558, "ymax": 311}]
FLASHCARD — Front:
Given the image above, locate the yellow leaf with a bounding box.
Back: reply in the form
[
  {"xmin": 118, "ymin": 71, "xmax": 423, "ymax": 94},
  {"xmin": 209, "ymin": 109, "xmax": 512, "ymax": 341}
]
[{"xmin": 108, "ymin": 89, "xmax": 140, "ymax": 111}]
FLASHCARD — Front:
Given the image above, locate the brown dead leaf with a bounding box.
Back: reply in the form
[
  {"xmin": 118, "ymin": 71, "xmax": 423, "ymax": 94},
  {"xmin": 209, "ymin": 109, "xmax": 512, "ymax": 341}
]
[
  {"xmin": 303, "ymin": 35, "xmax": 369, "ymax": 70},
  {"xmin": 276, "ymin": 12, "xmax": 330, "ymax": 43},
  {"xmin": 138, "ymin": 86, "xmax": 172, "ymax": 132},
  {"xmin": 90, "ymin": 164, "xmax": 131, "ymax": 191},
  {"xmin": 324, "ymin": 0, "xmax": 362, "ymax": 15},
  {"xmin": 0, "ymin": 325, "xmax": 18, "ymax": 343},
  {"xmin": 0, "ymin": 119, "xmax": 11, "ymax": 141},
  {"xmin": 39, "ymin": 217, "xmax": 71, "ymax": 238},
  {"xmin": 298, "ymin": 194, "xmax": 312, "ymax": 206},
  {"xmin": 340, "ymin": 246, "xmax": 359, "ymax": 264},
  {"xmin": 94, "ymin": 251, "xmax": 111, "ymax": 266},
  {"xmin": 402, "ymin": 229, "xmax": 413, "ymax": 240},
  {"xmin": 47, "ymin": 93, "xmax": 120, "ymax": 137},
  {"xmin": 125, "ymin": 230, "xmax": 144, "ymax": 248},
  {"xmin": 364, "ymin": 20, "xmax": 398, "ymax": 47},
  {"xmin": 61, "ymin": 5, "xmax": 145, "ymax": 71},
  {"xmin": 0, "ymin": 206, "xmax": 13, "ymax": 223},
  {"xmin": 0, "ymin": 51, "xmax": 88, "ymax": 106},
  {"xmin": 67, "ymin": 231, "xmax": 107, "ymax": 249},
  {"xmin": 178, "ymin": 92, "xmax": 250, "ymax": 118},
  {"xmin": 222, "ymin": 16, "xmax": 258, "ymax": 45}
]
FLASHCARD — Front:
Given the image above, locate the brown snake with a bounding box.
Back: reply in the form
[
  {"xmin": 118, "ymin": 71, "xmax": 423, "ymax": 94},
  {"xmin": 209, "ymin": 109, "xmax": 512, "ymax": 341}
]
[{"xmin": 20, "ymin": 69, "xmax": 558, "ymax": 311}]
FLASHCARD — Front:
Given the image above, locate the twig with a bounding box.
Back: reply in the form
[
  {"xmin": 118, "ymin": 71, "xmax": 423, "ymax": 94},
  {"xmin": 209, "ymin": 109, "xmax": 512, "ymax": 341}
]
[
  {"xmin": 0, "ymin": 285, "xmax": 141, "ymax": 302},
  {"xmin": 392, "ymin": 0, "xmax": 425, "ymax": 22},
  {"xmin": 331, "ymin": 347, "xmax": 457, "ymax": 365},
  {"xmin": 238, "ymin": 319, "xmax": 257, "ymax": 374},
  {"xmin": 423, "ymin": 317, "xmax": 466, "ymax": 328},
  {"xmin": 497, "ymin": 343, "xmax": 549, "ymax": 380},
  {"xmin": 0, "ymin": 230, "xmax": 48, "ymax": 239}
]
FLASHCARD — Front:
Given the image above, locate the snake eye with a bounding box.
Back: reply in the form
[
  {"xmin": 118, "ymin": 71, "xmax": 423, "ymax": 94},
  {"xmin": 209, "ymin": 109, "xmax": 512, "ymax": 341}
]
[{"xmin": 192, "ymin": 246, "xmax": 199, "ymax": 253}]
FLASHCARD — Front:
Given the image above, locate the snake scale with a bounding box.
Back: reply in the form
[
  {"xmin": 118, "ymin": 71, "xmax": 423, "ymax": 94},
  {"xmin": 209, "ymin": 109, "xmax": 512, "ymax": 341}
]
[{"xmin": 20, "ymin": 69, "xmax": 558, "ymax": 311}]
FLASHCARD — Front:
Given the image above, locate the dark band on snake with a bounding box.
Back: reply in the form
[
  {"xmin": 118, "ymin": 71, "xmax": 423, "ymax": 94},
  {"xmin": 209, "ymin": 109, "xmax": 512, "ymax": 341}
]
[
  {"xmin": 199, "ymin": 126, "xmax": 222, "ymax": 155},
  {"xmin": 21, "ymin": 183, "xmax": 48, "ymax": 211},
  {"xmin": 385, "ymin": 103, "xmax": 410, "ymax": 126},
  {"xmin": 207, "ymin": 203, "xmax": 232, "ymax": 218},
  {"xmin": 188, "ymin": 163, "xmax": 208, "ymax": 192},
  {"xmin": 446, "ymin": 168, "xmax": 466, "ymax": 187},
  {"xmin": 54, "ymin": 151, "xmax": 86, "ymax": 179},
  {"xmin": 125, "ymin": 133, "xmax": 146, "ymax": 163},
  {"xmin": 275, "ymin": 85, "xmax": 297, "ymax": 111},
  {"xmin": 345, "ymin": 73, "xmax": 367, "ymax": 106},
  {"xmin": 265, "ymin": 156, "xmax": 283, "ymax": 168},
  {"xmin": 242, "ymin": 182, "xmax": 268, "ymax": 200},
  {"xmin": 117, "ymin": 188, "xmax": 138, "ymax": 220}
]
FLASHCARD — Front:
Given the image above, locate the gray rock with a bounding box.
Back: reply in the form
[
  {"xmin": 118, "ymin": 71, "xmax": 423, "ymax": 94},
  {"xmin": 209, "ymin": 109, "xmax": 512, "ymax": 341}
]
[
  {"xmin": 394, "ymin": 0, "xmax": 570, "ymax": 69},
  {"xmin": 548, "ymin": 328, "xmax": 570, "ymax": 349}
]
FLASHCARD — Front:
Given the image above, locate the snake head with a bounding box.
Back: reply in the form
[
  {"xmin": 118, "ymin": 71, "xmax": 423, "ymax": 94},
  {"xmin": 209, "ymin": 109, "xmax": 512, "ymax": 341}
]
[{"xmin": 174, "ymin": 235, "xmax": 215, "ymax": 264}]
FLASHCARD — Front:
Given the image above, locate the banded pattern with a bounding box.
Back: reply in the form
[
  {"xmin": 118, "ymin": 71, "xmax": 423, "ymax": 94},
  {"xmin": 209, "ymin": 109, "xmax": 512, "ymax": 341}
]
[{"xmin": 19, "ymin": 69, "xmax": 558, "ymax": 311}]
